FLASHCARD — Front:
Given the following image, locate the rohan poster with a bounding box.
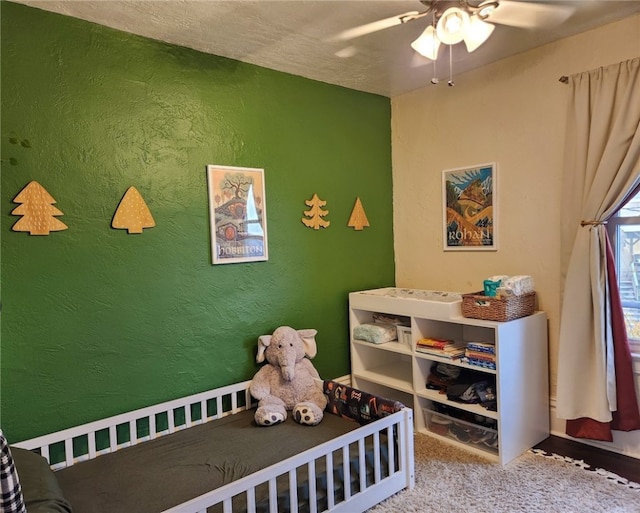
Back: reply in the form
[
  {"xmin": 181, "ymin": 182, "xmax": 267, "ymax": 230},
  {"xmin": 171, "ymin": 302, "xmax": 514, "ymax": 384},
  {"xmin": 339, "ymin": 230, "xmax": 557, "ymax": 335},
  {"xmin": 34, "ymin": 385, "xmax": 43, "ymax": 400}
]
[{"xmin": 443, "ymin": 163, "xmax": 496, "ymax": 251}]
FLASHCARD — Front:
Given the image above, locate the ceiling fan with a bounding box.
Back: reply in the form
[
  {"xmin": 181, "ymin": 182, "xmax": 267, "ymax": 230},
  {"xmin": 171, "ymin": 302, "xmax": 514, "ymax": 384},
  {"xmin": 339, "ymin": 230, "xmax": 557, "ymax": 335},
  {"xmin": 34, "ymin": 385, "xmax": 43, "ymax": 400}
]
[{"xmin": 331, "ymin": 0, "xmax": 575, "ymax": 60}]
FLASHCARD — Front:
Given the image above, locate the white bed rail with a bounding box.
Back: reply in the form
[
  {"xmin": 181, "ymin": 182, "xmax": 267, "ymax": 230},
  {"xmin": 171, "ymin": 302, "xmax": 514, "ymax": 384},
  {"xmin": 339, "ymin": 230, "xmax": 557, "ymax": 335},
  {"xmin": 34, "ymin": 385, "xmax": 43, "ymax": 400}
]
[
  {"xmin": 14, "ymin": 380, "xmax": 255, "ymax": 470},
  {"xmin": 163, "ymin": 407, "xmax": 415, "ymax": 513}
]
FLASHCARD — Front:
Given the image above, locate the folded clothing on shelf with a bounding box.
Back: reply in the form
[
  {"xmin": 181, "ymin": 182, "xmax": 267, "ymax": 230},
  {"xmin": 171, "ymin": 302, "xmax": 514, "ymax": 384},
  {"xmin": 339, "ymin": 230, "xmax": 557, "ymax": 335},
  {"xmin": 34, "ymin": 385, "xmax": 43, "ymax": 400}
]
[
  {"xmin": 353, "ymin": 322, "xmax": 397, "ymax": 344},
  {"xmin": 447, "ymin": 380, "xmax": 495, "ymax": 405},
  {"xmin": 427, "ymin": 364, "xmax": 497, "ymax": 410},
  {"xmin": 426, "ymin": 362, "xmax": 462, "ymax": 393}
]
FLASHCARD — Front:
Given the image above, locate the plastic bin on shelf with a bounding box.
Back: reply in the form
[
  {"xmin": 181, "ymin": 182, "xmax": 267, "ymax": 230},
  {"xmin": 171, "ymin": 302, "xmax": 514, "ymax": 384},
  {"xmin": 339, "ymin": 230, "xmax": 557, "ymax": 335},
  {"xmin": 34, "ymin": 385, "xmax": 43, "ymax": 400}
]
[{"xmin": 424, "ymin": 408, "xmax": 499, "ymax": 454}]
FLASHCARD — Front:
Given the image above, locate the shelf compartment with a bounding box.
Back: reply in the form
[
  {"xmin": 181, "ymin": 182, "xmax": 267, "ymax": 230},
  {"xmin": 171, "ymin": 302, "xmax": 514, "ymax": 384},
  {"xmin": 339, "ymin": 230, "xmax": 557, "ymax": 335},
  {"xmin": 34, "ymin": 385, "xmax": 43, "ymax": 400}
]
[
  {"xmin": 414, "ymin": 351, "xmax": 497, "ymax": 375},
  {"xmin": 416, "ymin": 387, "xmax": 498, "ymax": 420},
  {"xmin": 352, "ymin": 338, "xmax": 412, "ymax": 356},
  {"xmin": 349, "ymin": 379, "xmax": 414, "ymax": 407},
  {"xmin": 422, "ymin": 407, "xmax": 499, "ymax": 458},
  {"xmin": 352, "ymin": 361, "xmax": 413, "ymax": 394},
  {"xmin": 413, "ymin": 318, "xmax": 495, "ymax": 345},
  {"xmin": 351, "ymin": 340, "xmax": 413, "ymax": 393}
]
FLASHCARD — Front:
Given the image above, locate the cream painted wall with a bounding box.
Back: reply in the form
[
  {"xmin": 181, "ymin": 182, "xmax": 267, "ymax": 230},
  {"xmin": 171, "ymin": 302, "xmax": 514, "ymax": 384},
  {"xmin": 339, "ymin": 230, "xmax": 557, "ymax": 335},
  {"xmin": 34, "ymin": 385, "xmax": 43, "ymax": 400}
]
[{"xmin": 391, "ymin": 15, "xmax": 640, "ymax": 456}]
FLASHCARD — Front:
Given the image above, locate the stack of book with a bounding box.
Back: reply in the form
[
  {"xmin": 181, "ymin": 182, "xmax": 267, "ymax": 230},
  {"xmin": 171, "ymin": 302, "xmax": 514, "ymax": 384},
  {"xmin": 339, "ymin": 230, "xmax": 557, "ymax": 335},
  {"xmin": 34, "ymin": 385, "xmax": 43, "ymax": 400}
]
[
  {"xmin": 415, "ymin": 337, "xmax": 465, "ymax": 359},
  {"xmin": 463, "ymin": 341, "xmax": 496, "ymax": 370}
]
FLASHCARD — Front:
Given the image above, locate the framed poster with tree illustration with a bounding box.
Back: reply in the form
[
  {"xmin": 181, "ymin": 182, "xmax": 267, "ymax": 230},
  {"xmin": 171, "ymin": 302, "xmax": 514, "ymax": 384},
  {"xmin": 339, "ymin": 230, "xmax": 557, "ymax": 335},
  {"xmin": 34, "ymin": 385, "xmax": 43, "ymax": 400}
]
[
  {"xmin": 442, "ymin": 163, "xmax": 496, "ymax": 251},
  {"xmin": 206, "ymin": 165, "xmax": 268, "ymax": 264}
]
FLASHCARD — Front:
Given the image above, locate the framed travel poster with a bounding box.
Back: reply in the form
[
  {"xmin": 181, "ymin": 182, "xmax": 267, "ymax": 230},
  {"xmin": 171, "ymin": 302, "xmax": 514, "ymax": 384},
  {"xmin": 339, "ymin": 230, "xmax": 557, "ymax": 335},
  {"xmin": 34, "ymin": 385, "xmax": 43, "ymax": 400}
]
[
  {"xmin": 442, "ymin": 163, "xmax": 496, "ymax": 251},
  {"xmin": 206, "ymin": 165, "xmax": 268, "ymax": 264}
]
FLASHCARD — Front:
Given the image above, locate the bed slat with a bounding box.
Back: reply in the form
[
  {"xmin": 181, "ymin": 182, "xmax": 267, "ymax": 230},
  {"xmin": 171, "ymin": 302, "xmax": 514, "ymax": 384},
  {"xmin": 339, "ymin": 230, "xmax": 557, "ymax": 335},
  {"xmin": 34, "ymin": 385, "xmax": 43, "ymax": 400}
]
[
  {"xmin": 109, "ymin": 426, "xmax": 117, "ymax": 453},
  {"xmin": 129, "ymin": 421, "xmax": 136, "ymax": 446},
  {"xmin": 326, "ymin": 451, "xmax": 335, "ymax": 510},
  {"xmin": 373, "ymin": 431, "xmax": 381, "ymax": 484},
  {"xmin": 246, "ymin": 486, "xmax": 256, "ymax": 513},
  {"xmin": 386, "ymin": 425, "xmax": 395, "ymax": 475},
  {"xmin": 358, "ymin": 438, "xmax": 366, "ymax": 493},
  {"xmin": 88, "ymin": 433, "xmax": 96, "ymax": 460},
  {"xmin": 214, "ymin": 397, "xmax": 221, "ymax": 420},
  {"xmin": 342, "ymin": 444, "xmax": 351, "ymax": 501},
  {"xmin": 288, "ymin": 468, "xmax": 298, "ymax": 513},
  {"xmin": 150, "ymin": 412, "xmax": 157, "ymax": 439},
  {"xmin": 308, "ymin": 460, "xmax": 317, "ymax": 513},
  {"xmin": 198, "ymin": 400, "xmax": 206, "ymax": 424},
  {"xmin": 64, "ymin": 438, "xmax": 73, "ymax": 468},
  {"xmin": 185, "ymin": 405, "xmax": 194, "ymax": 428},
  {"xmin": 268, "ymin": 477, "xmax": 277, "ymax": 512}
]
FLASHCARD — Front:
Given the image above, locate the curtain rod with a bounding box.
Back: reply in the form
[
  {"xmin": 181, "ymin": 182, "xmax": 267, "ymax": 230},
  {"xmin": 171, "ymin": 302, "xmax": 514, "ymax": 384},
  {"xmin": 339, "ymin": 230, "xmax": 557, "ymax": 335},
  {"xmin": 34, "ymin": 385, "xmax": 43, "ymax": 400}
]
[{"xmin": 559, "ymin": 58, "xmax": 639, "ymax": 85}]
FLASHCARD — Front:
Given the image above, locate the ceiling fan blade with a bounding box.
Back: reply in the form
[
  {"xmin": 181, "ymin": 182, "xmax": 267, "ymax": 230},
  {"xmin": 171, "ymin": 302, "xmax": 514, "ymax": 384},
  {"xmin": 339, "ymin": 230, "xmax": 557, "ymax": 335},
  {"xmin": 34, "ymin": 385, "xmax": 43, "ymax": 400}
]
[
  {"xmin": 486, "ymin": 1, "xmax": 574, "ymax": 29},
  {"xmin": 328, "ymin": 11, "xmax": 422, "ymax": 42}
]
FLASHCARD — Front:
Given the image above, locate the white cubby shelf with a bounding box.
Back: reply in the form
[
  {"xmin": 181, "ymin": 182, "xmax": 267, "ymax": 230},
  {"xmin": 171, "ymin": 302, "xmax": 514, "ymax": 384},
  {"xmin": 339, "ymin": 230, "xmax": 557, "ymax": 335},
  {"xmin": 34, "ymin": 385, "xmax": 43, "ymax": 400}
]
[{"xmin": 349, "ymin": 287, "xmax": 549, "ymax": 466}]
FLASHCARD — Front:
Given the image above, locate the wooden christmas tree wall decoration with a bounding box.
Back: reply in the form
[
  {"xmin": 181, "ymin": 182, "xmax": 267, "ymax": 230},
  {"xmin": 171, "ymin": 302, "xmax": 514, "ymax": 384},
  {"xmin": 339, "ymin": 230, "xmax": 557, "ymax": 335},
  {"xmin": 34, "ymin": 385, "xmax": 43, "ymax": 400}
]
[
  {"xmin": 11, "ymin": 181, "xmax": 68, "ymax": 235},
  {"xmin": 112, "ymin": 186, "xmax": 156, "ymax": 234},
  {"xmin": 302, "ymin": 193, "xmax": 330, "ymax": 230},
  {"xmin": 348, "ymin": 197, "xmax": 370, "ymax": 231}
]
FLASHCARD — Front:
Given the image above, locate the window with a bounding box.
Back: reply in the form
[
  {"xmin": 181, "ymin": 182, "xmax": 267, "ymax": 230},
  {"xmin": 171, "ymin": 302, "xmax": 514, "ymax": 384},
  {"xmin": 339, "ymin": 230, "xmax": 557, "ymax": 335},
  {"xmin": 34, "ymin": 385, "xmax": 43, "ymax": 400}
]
[{"xmin": 607, "ymin": 190, "xmax": 640, "ymax": 354}]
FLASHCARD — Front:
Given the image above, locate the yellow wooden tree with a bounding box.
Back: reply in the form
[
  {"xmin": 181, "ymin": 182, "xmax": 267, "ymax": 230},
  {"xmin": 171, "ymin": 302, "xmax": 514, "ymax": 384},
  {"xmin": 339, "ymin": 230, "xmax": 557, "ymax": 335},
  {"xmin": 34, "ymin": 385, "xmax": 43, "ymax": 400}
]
[
  {"xmin": 347, "ymin": 197, "xmax": 370, "ymax": 230},
  {"xmin": 112, "ymin": 186, "xmax": 156, "ymax": 234},
  {"xmin": 11, "ymin": 181, "xmax": 68, "ymax": 235},
  {"xmin": 302, "ymin": 193, "xmax": 330, "ymax": 230}
]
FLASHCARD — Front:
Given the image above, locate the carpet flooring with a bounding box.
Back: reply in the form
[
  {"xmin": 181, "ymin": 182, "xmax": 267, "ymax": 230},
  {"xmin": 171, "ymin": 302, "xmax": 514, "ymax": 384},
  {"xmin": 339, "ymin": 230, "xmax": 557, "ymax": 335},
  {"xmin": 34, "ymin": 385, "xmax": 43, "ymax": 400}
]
[{"xmin": 368, "ymin": 433, "xmax": 640, "ymax": 513}]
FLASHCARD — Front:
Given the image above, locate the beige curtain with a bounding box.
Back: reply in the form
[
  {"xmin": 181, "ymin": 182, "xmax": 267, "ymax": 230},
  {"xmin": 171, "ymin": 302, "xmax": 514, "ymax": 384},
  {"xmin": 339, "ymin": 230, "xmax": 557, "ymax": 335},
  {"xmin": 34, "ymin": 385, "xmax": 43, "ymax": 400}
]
[{"xmin": 557, "ymin": 57, "xmax": 640, "ymax": 423}]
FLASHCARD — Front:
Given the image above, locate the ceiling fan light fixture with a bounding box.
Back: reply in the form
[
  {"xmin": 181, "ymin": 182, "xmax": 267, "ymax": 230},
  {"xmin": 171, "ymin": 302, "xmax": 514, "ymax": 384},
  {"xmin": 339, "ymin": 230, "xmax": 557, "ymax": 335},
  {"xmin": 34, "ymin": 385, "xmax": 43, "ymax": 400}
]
[
  {"xmin": 477, "ymin": 1, "xmax": 499, "ymax": 19},
  {"xmin": 436, "ymin": 7, "xmax": 470, "ymax": 45},
  {"xmin": 464, "ymin": 15, "xmax": 495, "ymax": 52},
  {"xmin": 411, "ymin": 25, "xmax": 441, "ymax": 60}
]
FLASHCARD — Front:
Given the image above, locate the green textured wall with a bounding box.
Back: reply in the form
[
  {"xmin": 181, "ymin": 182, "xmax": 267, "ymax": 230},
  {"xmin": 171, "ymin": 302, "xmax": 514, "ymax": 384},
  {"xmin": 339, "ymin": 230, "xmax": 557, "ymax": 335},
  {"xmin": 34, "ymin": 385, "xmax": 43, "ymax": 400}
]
[{"xmin": 0, "ymin": 2, "xmax": 394, "ymax": 442}]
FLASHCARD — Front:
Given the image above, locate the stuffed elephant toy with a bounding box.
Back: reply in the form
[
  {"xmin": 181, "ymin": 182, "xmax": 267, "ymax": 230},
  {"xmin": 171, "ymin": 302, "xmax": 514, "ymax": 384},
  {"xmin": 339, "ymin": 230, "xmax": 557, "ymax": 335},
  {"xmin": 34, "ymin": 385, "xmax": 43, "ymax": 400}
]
[{"xmin": 249, "ymin": 326, "xmax": 328, "ymax": 426}]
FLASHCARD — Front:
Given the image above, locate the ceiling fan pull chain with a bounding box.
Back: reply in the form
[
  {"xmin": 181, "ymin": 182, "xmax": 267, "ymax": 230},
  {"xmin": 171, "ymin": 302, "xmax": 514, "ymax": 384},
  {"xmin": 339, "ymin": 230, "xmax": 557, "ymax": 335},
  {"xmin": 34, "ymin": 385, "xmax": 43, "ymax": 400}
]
[
  {"xmin": 430, "ymin": 10, "xmax": 439, "ymax": 85},
  {"xmin": 448, "ymin": 45, "xmax": 455, "ymax": 86}
]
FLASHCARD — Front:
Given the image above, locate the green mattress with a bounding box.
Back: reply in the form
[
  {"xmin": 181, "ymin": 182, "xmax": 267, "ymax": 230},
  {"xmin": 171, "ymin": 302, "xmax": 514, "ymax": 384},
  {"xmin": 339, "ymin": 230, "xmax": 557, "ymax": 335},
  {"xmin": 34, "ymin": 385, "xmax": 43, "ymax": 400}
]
[{"xmin": 54, "ymin": 409, "xmax": 370, "ymax": 513}]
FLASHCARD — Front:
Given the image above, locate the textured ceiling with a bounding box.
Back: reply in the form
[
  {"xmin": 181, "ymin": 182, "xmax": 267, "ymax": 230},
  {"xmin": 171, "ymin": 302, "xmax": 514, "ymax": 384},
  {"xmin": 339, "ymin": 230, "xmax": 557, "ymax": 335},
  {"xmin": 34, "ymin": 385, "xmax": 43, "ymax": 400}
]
[{"xmin": 13, "ymin": 0, "xmax": 640, "ymax": 97}]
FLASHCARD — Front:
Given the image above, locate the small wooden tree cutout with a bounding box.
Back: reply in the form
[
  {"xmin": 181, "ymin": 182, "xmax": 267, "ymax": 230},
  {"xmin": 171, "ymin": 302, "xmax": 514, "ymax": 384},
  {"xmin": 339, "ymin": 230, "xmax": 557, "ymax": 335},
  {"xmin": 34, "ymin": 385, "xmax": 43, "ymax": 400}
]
[
  {"xmin": 302, "ymin": 193, "xmax": 330, "ymax": 230},
  {"xmin": 348, "ymin": 197, "xmax": 370, "ymax": 231},
  {"xmin": 112, "ymin": 186, "xmax": 156, "ymax": 234},
  {"xmin": 11, "ymin": 181, "xmax": 68, "ymax": 235}
]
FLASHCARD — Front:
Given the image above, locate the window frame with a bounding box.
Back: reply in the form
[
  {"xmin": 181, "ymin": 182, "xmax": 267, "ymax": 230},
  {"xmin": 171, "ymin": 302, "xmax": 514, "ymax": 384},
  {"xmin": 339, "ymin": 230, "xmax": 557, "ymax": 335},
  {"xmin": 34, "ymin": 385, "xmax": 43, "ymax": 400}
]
[{"xmin": 607, "ymin": 212, "xmax": 640, "ymax": 355}]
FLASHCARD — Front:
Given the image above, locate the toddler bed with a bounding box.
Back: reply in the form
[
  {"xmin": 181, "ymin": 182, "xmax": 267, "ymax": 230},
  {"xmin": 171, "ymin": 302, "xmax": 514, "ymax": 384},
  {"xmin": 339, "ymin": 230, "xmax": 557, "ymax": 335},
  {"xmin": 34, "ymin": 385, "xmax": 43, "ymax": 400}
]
[{"xmin": 13, "ymin": 379, "xmax": 414, "ymax": 513}]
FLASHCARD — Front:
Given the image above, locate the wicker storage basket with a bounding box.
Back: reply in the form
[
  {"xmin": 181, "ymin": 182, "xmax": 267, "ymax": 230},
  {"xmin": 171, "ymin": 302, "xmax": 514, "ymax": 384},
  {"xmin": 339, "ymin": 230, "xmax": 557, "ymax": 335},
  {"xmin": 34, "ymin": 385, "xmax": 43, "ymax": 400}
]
[{"xmin": 461, "ymin": 291, "xmax": 536, "ymax": 322}]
